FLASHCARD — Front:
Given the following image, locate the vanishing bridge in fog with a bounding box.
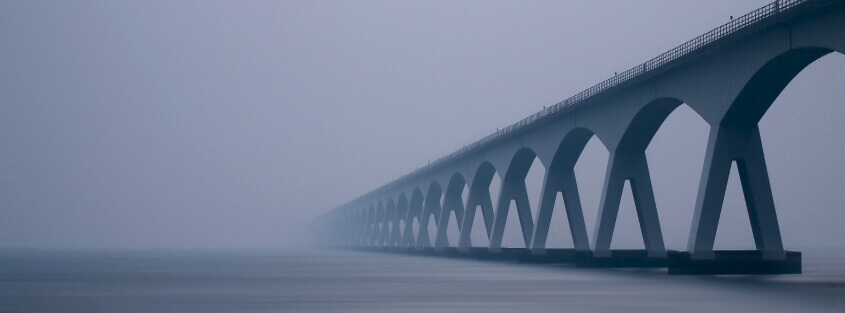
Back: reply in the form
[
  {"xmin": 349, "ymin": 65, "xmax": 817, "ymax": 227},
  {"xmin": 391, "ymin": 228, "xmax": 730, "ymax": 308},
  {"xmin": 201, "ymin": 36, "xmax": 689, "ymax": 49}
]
[{"xmin": 314, "ymin": 0, "xmax": 845, "ymax": 274}]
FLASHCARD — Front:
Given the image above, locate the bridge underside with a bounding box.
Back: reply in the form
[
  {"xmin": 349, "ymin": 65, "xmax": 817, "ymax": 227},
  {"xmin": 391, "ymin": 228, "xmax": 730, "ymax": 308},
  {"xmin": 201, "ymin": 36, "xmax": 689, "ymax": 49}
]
[{"xmin": 315, "ymin": 0, "xmax": 844, "ymax": 275}]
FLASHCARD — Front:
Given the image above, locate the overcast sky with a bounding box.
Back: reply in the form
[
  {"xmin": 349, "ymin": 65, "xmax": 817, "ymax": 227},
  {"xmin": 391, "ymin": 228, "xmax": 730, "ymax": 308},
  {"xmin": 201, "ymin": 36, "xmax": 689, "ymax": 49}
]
[{"xmin": 1, "ymin": 0, "xmax": 843, "ymax": 251}]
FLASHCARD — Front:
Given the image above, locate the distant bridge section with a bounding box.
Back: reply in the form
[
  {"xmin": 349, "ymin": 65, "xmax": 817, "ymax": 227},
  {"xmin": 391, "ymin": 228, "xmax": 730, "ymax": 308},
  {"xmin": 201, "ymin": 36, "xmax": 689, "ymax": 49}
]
[{"xmin": 314, "ymin": 0, "xmax": 844, "ymax": 274}]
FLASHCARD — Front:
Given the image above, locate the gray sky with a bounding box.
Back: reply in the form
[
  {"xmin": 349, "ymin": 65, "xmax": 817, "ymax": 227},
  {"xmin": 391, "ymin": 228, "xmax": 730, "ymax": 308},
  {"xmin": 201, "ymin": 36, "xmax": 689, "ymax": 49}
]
[{"xmin": 1, "ymin": 0, "xmax": 843, "ymax": 251}]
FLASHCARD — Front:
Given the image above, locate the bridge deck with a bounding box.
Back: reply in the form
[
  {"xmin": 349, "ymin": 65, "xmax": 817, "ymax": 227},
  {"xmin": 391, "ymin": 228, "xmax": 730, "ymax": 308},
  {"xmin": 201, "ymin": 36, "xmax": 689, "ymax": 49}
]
[
  {"xmin": 350, "ymin": 0, "xmax": 837, "ymax": 202},
  {"xmin": 317, "ymin": 0, "xmax": 845, "ymax": 276}
]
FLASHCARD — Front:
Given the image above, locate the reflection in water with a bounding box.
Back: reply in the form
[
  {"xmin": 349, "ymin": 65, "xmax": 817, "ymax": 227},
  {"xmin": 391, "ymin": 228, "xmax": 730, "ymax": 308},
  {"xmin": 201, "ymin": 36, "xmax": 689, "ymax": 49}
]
[{"xmin": 0, "ymin": 249, "xmax": 843, "ymax": 312}]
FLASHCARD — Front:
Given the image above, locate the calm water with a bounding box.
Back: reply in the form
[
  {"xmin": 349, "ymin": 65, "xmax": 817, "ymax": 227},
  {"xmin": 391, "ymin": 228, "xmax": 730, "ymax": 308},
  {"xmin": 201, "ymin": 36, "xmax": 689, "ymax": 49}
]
[{"xmin": 1, "ymin": 249, "xmax": 844, "ymax": 313}]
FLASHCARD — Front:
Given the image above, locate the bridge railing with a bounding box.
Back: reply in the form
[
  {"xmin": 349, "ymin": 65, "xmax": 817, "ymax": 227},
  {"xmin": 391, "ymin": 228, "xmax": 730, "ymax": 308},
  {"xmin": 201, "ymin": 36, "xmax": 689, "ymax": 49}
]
[{"xmin": 347, "ymin": 0, "xmax": 822, "ymax": 207}]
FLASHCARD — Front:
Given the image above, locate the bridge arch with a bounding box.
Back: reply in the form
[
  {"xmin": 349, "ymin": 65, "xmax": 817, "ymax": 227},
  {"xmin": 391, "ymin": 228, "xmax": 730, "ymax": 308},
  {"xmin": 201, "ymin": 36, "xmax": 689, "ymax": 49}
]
[
  {"xmin": 416, "ymin": 182, "xmax": 443, "ymax": 248},
  {"xmin": 374, "ymin": 201, "xmax": 386, "ymax": 247},
  {"xmin": 353, "ymin": 209, "xmax": 364, "ymax": 245},
  {"xmin": 390, "ymin": 193, "xmax": 409, "ymax": 247},
  {"xmin": 360, "ymin": 208, "xmax": 369, "ymax": 246},
  {"xmin": 618, "ymin": 98, "xmax": 689, "ymax": 154},
  {"xmin": 530, "ymin": 127, "xmax": 599, "ymax": 252},
  {"xmin": 434, "ymin": 173, "xmax": 467, "ymax": 249},
  {"xmin": 489, "ymin": 147, "xmax": 542, "ymax": 249},
  {"xmin": 724, "ymin": 47, "xmax": 843, "ymax": 127},
  {"xmin": 591, "ymin": 98, "xmax": 708, "ymax": 255},
  {"xmin": 402, "ymin": 188, "xmax": 425, "ymax": 249},
  {"xmin": 458, "ymin": 162, "xmax": 499, "ymax": 250},
  {"xmin": 381, "ymin": 197, "xmax": 396, "ymax": 247},
  {"xmin": 689, "ymin": 46, "xmax": 845, "ymax": 259},
  {"xmin": 366, "ymin": 204, "xmax": 376, "ymax": 246}
]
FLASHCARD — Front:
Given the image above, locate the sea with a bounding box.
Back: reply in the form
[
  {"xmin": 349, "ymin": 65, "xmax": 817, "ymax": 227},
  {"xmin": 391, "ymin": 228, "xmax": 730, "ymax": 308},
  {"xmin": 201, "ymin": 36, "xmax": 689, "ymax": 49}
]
[{"xmin": 1, "ymin": 248, "xmax": 843, "ymax": 313}]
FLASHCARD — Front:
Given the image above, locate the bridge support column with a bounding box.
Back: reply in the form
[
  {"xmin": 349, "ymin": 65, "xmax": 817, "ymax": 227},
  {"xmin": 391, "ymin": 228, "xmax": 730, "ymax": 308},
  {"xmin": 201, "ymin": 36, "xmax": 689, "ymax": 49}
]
[
  {"xmin": 400, "ymin": 217, "xmax": 416, "ymax": 250},
  {"xmin": 372, "ymin": 210, "xmax": 382, "ymax": 247},
  {"xmin": 353, "ymin": 213, "xmax": 362, "ymax": 246},
  {"xmin": 416, "ymin": 197, "xmax": 441, "ymax": 249},
  {"xmin": 377, "ymin": 220, "xmax": 388, "ymax": 247},
  {"xmin": 389, "ymin": 208, "xmax": 405, "ymax": 248},
  {"xmin": 592, "ymin": 151, "xmax": 665, "ymax": 258},
  {"xmin": 531, "ymin": 167, "xmax": 590, "ymax": 254},
  {"xmin": 358, "ymin": 212, "xmax": 366, "ymax": 247},
  {"xmin": 368, "ymin": 210, "xmax": 378, "ymax": 247},
  {"xmin": 687, "ymin": 125, "xmax": 785, "ymax": 260},
  {"xmin": 347, "ymin": 215, "xmax": 355, "ymax": 247},
  {"xmin": 360, "ymin": 213, "xmax": 369, "ymax": 247},
  {"xmin": 401, "ymin": 201, "xmax": 420, "ymax": 250},
  {"xmin": 434, "ymin": 191, "xmax": 465, "ymax": 250},
  {"xmin": 379, "ymin": 206, "xmax": 394, "ymax": 247},
  {"xmin": 364, "ymin": 220, "xmax": 373, "ymax": 247},
  {"xmin": 339, "ymin": 219, "xmax": 345, "ymax": 247},
  {"xmin": 373, "ymin": 214, "xmax": 383, "ymax": 247},
  {"xmin": 457, "ymin": 185, "xmax": 495, "ymax": 252},
  {"xmin": 416, "ymin": 216, "xmax": 431, "ymax": 249},
  {"xmin": 489, "ymin": 178, "xmax": 535, "ymax": 251}
]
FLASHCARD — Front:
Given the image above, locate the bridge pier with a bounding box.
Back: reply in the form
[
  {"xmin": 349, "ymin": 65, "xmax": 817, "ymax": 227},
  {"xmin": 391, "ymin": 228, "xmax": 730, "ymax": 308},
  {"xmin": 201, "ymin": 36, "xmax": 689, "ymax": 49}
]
[
  {"xmin": 531, "ymin": 168, "xmax": 589, "ymax": 255},
  {"xmin": 373, "ymin": 205, "xmax": 385, "ymax": 247},
  {"xmin": 457, "ymin": 165, "xmax": 496, "ymax": 252},
  {"xmin": 687, "ymin": 125, "xmax": 785, "ymax": 260},
  {"xmin": 529, "ymin": 129, "xmax": 592, "ymax": 255},
  {"xmin": 400, "ymin": 220, "xmax": 415, "ymax": 250},
  {"xmin": 401, "ymin": 192, "xmax": 424, "ymax": 250},
  {"xmin": 378, "ymin": 202, "xmax": 394, "ymax": 247},
  {"xmin": 388, "ymin": 198, "xmax": 407, "ymax": 248},
  {"xmin": 489, "ymin": 177, "xmax": 535, "ymax": 252},
  {"xmin": 434, "ymin": 177, "xmax": 466, "ymax": 250},
  {"xmin": 592, "ymin": 151, "xmax": 666, "ymax": 258},
  {"xmin": 457, "ymin": 189, "xmax": 494, "ymax": 252},
  {"xmin": 364, "ymin": 207, "xmax": 374, "ymax": 247},
  {"xmin": 416, "ymin": 186, "xmax": 442, "ymax": 249}
]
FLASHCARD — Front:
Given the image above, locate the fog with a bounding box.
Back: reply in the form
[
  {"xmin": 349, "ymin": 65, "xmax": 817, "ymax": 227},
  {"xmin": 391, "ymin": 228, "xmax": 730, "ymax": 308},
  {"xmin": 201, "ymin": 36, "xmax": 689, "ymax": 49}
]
[{"xmin": 1, "ymin": 0, "xmax": 843, "ymax": 251}]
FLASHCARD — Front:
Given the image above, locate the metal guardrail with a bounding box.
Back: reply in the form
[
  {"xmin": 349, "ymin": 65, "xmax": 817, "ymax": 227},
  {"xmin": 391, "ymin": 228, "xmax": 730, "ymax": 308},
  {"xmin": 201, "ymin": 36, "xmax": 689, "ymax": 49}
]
[{"xmin": 343, "ymin": 0, "xmax": 827, "ymax": 208}]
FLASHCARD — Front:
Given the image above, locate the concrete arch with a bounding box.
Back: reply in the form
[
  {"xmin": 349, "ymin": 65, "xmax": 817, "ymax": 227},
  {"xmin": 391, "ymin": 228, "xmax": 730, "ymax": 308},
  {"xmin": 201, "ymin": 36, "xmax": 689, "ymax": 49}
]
[
  {"xmin": 363, "ymin": 206, "xmax": 371, "ymax": 246},
  {"xmin": 490, "ymin": 147, "xmax": 540, "ymax": 250},
  {"xmin": 341, "ymin": 212, "xmax": 352, "ymax": 246},
  {"xmin": 374, "ymin": 202, "xmax": 386, "ymax": 247},
  {"xmin": 434, "ymin": 173, "xmax": 467, "ymax": 249},
  {"xmin": 402, "ymin": 187, "xmax": 425, "ymax": 249},
  {"xmin": 346, "ymin": 210, "xmax": 356, "ymax": 245},
  {"xmin": 531, "ymin": 127, "xmax": 596, "ymax": 253},
  {"xmin": 689, "ymin": 47, "xmax": 845, "ymax": 259},
  {"xmin": 380, "ymin": 198, "xmax": 396, "ymax": 247},
  {"xmin": 723, "ymin": 47, "xmax": 842, "ymax": 127},
  {"xmin": 617, "ymin": 98, "xmax": 688, "ymax": 154},
  {"xmin": 591, "ymin": 98, "xmax": 705, "ymax": 257},
  {"xmin": 355, "ymin": 209, "xmax": 366, "ymax": 246},
  {"xmin": 366, "ymin": 204, "xmax": 376, "ymax": 246},
  {"xmin": 390, "ymin": 193, "xmax": 410, "ymax": 247},
  {"xmin": 417, "ymin": 181, "xmax": 444, "ymax": 248},
  {"xmin": 355, "ymin": 207, "xmax": 364, "ymax": 246},
  {"xmin": 458, "ymin": 161, "xmax": 498, "ymax": 250}
]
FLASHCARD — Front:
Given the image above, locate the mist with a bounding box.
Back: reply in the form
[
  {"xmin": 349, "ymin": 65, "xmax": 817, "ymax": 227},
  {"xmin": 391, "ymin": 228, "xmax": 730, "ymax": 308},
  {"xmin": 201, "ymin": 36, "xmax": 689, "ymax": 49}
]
[{"xmin": 2, "ymin": 0, "xmax": 844, "ymax": 252}]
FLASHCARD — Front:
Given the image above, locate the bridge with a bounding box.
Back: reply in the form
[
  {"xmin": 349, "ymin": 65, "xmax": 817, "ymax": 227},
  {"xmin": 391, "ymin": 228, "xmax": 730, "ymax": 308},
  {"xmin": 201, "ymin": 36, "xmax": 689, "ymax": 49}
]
[{"xmin": 313, "ymin": 0, "xmax": 844, "ymax": 274}]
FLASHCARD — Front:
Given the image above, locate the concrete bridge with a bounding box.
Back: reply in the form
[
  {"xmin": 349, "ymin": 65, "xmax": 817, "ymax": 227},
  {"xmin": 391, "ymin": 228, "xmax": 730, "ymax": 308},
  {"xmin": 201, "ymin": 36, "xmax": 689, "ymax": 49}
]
[{"xmin": 314, "ymin": 0, "xmax": 844, "ymax": 274}]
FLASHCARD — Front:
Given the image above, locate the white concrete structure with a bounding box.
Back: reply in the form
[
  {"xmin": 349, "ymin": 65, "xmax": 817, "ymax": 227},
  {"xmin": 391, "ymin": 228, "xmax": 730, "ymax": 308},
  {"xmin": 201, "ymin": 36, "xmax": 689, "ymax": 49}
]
[{"xmin": 315, "ymin": 0, "xmax": 845, "ymax": 261}]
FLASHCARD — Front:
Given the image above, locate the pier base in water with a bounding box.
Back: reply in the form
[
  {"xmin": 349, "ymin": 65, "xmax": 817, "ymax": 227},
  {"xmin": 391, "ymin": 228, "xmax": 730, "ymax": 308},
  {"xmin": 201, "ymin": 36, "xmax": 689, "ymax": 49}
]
[
  {"xmin": 576, "ymin": 249, "xmax": 668, "ymax": 268},
  {"xmin": 667, "ymin": 250, "xmax": 801, "ymax": 275}
]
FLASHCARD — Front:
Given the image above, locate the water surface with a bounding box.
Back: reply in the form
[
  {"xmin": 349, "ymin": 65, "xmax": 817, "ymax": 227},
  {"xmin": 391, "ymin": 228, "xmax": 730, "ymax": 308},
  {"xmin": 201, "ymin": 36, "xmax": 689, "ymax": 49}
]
[{"xmin": 1, "ymin": 249, "xmax": 843, "ymax": 312}]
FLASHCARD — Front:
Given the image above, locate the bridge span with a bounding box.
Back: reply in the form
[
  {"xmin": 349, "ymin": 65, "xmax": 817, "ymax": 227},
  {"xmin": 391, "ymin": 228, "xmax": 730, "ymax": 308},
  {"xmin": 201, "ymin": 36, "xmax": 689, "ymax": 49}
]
[{"xmin": 314, "ymin": 0, "xmax": 844, "ymax": 274}]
